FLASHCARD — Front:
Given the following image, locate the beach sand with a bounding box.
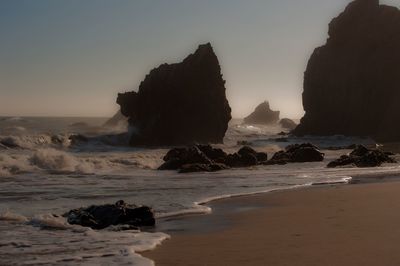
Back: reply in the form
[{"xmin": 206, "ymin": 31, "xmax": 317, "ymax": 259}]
[{"xmin": 145, "ymin": 181, "xmax": 400, "ymax": 265}]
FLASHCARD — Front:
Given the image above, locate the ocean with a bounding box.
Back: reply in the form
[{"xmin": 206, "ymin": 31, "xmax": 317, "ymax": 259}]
[{"xmin": 1, "ymin": 116, "xmax": 399, "ymax": 265}]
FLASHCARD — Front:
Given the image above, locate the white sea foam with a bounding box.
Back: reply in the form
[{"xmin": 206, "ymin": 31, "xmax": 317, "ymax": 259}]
[
  {"xmin": 0, "ymin": 210, "xmax": 29, "ymax": 222},
  {"xmin": 30, "ymin": 148, "xmax": 96, "ymax": 174},
  {"xmin": 28, "ymin": 214, "xmax": 72, "ymax": 230}
]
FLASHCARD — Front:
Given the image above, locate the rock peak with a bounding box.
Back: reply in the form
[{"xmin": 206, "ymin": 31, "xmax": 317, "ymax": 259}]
[
  {"xmin": 244, "ymin": 101, "xmax": 280, "ymax": 125},
  {"xmin": 117, "ymin": 43, "xmax": 231, "ymax": 146}
]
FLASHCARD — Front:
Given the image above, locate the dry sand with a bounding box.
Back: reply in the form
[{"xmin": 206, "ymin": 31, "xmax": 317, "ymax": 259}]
[{"xmin": 145, "ymin": 181, "xmax": 400, "ymax": 266}]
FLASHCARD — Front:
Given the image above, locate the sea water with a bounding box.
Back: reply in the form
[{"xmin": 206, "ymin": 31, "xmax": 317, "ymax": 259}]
[{"xmin": 1, "ymin": 117, "xmax": 400, "ymax": 265}]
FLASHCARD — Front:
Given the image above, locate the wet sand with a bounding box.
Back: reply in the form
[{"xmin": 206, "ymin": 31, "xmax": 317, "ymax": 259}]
[{"xmin": 145, "ymin": 181, "xmax": 400, "ymax": 265}]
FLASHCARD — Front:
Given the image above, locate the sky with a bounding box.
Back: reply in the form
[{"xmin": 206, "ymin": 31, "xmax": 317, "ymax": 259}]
[{"xmin": 1, "ymin": 0, "xmax": 399, "ymax": 119}]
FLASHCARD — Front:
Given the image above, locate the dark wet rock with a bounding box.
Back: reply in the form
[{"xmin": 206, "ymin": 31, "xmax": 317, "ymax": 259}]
[
  {"xmin": 293, "ymin": 0, "xmax": 400, "ymax": 142},
  {"xmin": 0, "ymin": 138, "xmax": 21, "ymax": 149},
  {"xmin": 266, "ymin": 143, "xmax": 324, "ymax": 165},
  {"xmin": 328, "ymin": 145, "xmax": 397, "ymax": 168},
  {"xmin": 159, "ymin": 145, "xmax": 268, "ymax": 173},
  {"xmin": 159, "ymin": 146, "xmax": 212, "ymax": 170},
  {"xmin": 292, "ymin": 147, "xmax": 325, "ymax": 163},
  {"xmin": 278, "ymin": 132, "xmax": 288, "ymax": 136},
  {"xmin": 266, "ymin": 151, "xmax": 292, "ymax": 165},
  {"xmin": 69, "ymin": 134, "xmax": 89, "ymax": 146},
  {"xmin": 243, "ymin": 101, "xmax": 280, "ymax": 125},
  {"xmin": 64, "ymin": 200, "xmax": 155, "ymax": 230},
  {"xmin": 349, "ymin": 145, "xmax": 370, "ymax": 157},
  {"xmin": 197, "ymin": 145, "xmax": 227, "ymax": 161},
  {"xmin": 117, "ymin": 43, "xmax": 231, "ymax": 146},
  {"xmin": 225, "ymin": 151, "xmax": 257, "ymax": 168},
  {"xmin": 279, "ymin": 118, "xmax": 297, "ymax": 130},
  {"xmin": 238, "ymin": 146, "xmax": 268, "ymax": 163}
]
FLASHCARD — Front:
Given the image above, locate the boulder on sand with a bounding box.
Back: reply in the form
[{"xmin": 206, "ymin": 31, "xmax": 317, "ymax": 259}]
[
  {"xmin": 328, "ymin": 145, "xmax": 397, "ymax": 168},
  {"xmin": 117, "ymin": 43, "xmax": 231, "ymax": 146},
  {"xmin": 64, "ymin": 200, "xmax": 155, "ymax": 230}
]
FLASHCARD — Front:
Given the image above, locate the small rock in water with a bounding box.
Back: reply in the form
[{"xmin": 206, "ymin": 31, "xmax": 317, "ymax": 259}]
[
  {"xmin": 64, "ymin": 200, "xmax": 155, "ymax": 230},
  {"xmin": 243, "ymin": 101, "xmax": 280, "ymax": 125},
  {"xmin": 328, "ymin": 145, "xmax": 397, "ymax": 168},
  {"xmin": 266, "ymin": 143, "xmax": 324, "ymax": 165}
]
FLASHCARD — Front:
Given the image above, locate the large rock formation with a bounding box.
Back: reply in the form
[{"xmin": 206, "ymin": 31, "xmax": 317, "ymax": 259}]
[
  {"xmin": 243, "ymin": 101, "xmax": 280, "ymax": 125},
  {"xmin": 117, "ymin": 43, "xmax": 231, "ymax": 146},
  {"xmin": 293, "ymin": 0, "xmax": 400, "ymax": 141}
]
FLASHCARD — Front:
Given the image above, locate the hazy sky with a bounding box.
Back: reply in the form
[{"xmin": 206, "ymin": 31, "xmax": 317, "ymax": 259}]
[{"xmin": 1, "ymin": 0, "xmax": 399, "ymax": 118}]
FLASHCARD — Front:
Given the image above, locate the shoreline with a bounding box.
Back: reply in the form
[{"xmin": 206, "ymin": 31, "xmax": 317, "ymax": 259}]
[{"xmin": 143, "ymin": 177, "xmax": 400, "ymax": 265}]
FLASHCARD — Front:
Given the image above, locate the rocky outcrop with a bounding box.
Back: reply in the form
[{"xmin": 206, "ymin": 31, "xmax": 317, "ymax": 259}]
[
  {"xmin": 159, "ymin": 145, "xmax": 268, "ymax": 173},
  {"xmin": 64, "ymin": 200, "xmax": 155, "ymax": 230},
  {"xmin": 293, "ymin": 0, "xmax": 400, "ymax": 141},
  {"xmin": 266, "ymin": 143, "xmax": 325, "ymax": 165},
  {"xmin": 327, "ymin": 145, "xmax": 396, "ymax": 168},
  {"xmin": 279, "ymin": 118, "xmax": 297, "ymax": 130},
  {"xmin": 243, "ymin": 101, "xmax": 280, "ymax": 125},
  {"xmin": 159, "ymin": 143, "xmax": 325, "ymax": 173},
  {"xmin": 117, "ymin": 43, "xmax": 231, "ymax": 146}
]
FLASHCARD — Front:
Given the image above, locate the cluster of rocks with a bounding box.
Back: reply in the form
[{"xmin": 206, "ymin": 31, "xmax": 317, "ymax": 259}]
[
  {"xmin": 64, "ymin": 200, "xmax": 155, "ymax": 230},
  {"xmin": 117, "ymin": 43, "xmax": 231, "ymax": 146},
  {"xmin": 158, "ymin": 145, "xmax": 268, "ymax": 173},
  {"xmin": 243, "ymin": 101, "xmax": 297, "ymax": 131},
  {"xmin": 159, "ymin": 143, "xmax": 325, "ymax": 173},
  {"xmin": 328, "ymin": 145, "xmax": 397, "ymax": 168},
  {"xmin": 294, "ymin": 0, "xmax": 400, "ymax": 142}
]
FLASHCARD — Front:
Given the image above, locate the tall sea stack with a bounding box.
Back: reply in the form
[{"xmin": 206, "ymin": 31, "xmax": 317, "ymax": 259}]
[
  {"xmin": 293, "ymin": 0, "xmax": 400, "ymax": 141},
  {"xmin": 117, "ymin": 43, "xmax": 232, "ymax": 146}
]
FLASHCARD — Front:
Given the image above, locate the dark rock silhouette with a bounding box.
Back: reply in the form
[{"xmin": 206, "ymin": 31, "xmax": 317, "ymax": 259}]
[
  {"xmin": 279, "ymin": 118, "xmax": 297, "ymax": 130},
  {"xmin": 266, "ymin": 143, "xmax": 325, "ymax": 165},
  {"xmin": 293, "ymin": 0, "xmax": 400, "ymax": 141},
  {"xmin": 158, "ymin": 145, "xmax": 268, "ymax": 173},
  {"xmin": 117, "ymin": 43, "xmax": 231, "ymax": 146},
  {"xmin": 64, "ymin": 200, "xmax": 155, "ymax": 230},
  {"xmin": 243, "ymin": 101, "xmax": 280, "ymax": 125},
  {"xmin": 159, "ymin": 143, "xmax": 325, "ymax": 173},
  {"xmin": 328, "ymin": 145, "xmax": 396, "ymax": 168}
]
